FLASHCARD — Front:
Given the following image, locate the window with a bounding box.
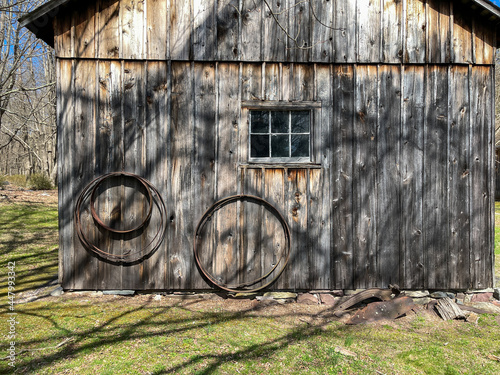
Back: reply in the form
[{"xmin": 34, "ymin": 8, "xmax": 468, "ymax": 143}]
[{"xmin": 249, "ymin": 110, "xmax": 311, "ymax": 162}]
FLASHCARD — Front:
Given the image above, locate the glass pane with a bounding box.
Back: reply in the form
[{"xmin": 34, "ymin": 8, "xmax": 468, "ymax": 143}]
[
  {"xmin": 271, "ymin": 135, "xmax": 289, "ymax": 157},
  {"xmin": 251, "ymin": 135, "xmax": 269, "ymax": 157},
  {"xmin": 271, "ymin": 111, "xmax": 288, "ymax": 133},
  {"xmin": 251, "ymin": 111, "xmax": 269, "ymax": 133},
  {"xmin": 291, "ymin": 111, "xmax": 310, "ymax": 133},
  {"xmin": 291, "ymin": 134, "xmax": 309, "ymax": 157}
]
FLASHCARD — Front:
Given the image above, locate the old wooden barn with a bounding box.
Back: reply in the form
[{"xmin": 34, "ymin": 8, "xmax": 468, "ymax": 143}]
[{"xmin": 21, "ymin": 0, "xmax": 498, "ymax": 292}]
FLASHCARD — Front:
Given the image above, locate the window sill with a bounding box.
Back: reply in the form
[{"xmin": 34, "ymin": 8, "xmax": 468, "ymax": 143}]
[{"xmin": 239, "ymin": 162, "xmax": 322, "ymax": 169}]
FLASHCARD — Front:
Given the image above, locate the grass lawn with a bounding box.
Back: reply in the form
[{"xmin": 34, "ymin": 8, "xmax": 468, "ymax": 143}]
[{"xmin": 1, "ymin": 199, "xmax": 500, "ymax": 374}]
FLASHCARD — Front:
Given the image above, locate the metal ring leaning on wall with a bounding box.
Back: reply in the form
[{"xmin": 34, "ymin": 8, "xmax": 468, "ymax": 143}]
[
  {"xmin": 75, "ymin": 172, "xmax": 167, "ymax": 263},
  {"xmin": 194, "ymin": 194, "xmax": 291, "ymax": 293}
]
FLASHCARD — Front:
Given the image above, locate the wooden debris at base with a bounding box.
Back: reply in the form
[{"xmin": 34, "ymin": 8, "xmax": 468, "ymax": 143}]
[
  {"xmin": 434, "ymin": 297, "xmax": 465, "ymax": 321},
  {"xmin": 488, "ymin": 354, "xmax": 500, "ymax": 362}
]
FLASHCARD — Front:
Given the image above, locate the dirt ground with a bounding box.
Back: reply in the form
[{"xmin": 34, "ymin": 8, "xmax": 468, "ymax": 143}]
[{"xmin": 0, "ymin": 185, "xmax": 58, "ymax": 205}]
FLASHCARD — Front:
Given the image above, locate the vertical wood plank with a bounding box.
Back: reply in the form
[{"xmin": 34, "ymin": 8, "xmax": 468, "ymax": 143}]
[
  {"xmin": 470, "ymin": 66, "xmax": 494, "ymax": 289},
  {"xmin": 193, "ymin": 63, "xmax": 217, "ymax": 289},
  {"xmin": 423, "ymin": 65, "xmax": 449, "ymax": 289},
  {"xmin": 168, "ymin": 62, "xmax": 194, "ymax": 289},
  {"xmin": 287, "ymin": 169, "xmax": 308, "ymax": 290},
  {"xmin": 332, "ymin": 65, "xmax": 354, "ymax": 290},
  {"xmin": 54, "ymin": 13, "xmax": 73, "ymax": 57},
  {"xmin": 333, "ymin": 0, "xmax": 357, "ymax": 63},
  {"xmin": 96, "ymin": 60, "xmax": 123, "ymax": 289},
  {"xmin": 262, "ymin": 0, "xmax": 287, "ymax": 61},
  {"xmin": 404, "ymin": 0, "xmax": 426, "ymax": 64},
  {"xmin": 353, "ymin": 64, "xmax": 378, "ymax": 288},
  {"xmin": 58, "ymin": 59, "xmax": 74, "ymax": 289},
  {"xmin": 146, "ymin": 0, "xmax": 168, "ymax": 60},
  {"xmin": 98, "ymin": 0, "xmax": 121, "ymax": 59},
  {"xmin": 263, "ymin": 169, "xmax": 287, "ymax": 290},
  {"xmin": 377, "ymin": 65, "xmax": 401, "ymax": 287},
  {"xmin": 288, "ymin": 0, "xmax": 310, "ymax": 62},
  {"xmin": 170, "ymin": 0, "xmax": 191, "ymax": 60},
  {"xmin": 241, "ymin": 0, "xmax": 262, "ymax": 62},
  {"xmin": 448, "ymin": 65, "xmax": 470, "ymax": 290},
  {"xmin": 473, "ymin": 18, "xmax": 495, "ymax": 65},
  {"xmin": 121, "ymin": 0, "xmax": 145, "ymax": 59},
  {"xmin": 452, "ymin": 3, "xmax": 473, "ymax": 64},
  {"xmin": 291, "ymin": 64, "xmax": 314, "ymax": 101},
  {"xmin": 381, "ymin": 0, "xmax": 402, "ymax": 63},
  {"xmin": 314, "ymin": 64, "xmax": 333, "ymax": 289},
  {"xmin": 73, "ymin": 1, "xmax": 96, "ymax": 58},
  {"xmin": 241, "ymin": 63, "xmax": 263, "ymax": 101},
  {"xmin": 73, "ymin": 60, "xmax": 98, "ymax": 290},
  {"xmin": 310, "ymin": 0, "xmax": 333, "ymax": 62},
  {"xmin": 357, "ymin": 0, "xmax": 381, "ymax": 63},
  {"xmin": 401, "ymin": 65, "xmax": 425, "ymax": 289},
  {"xmin": 427, "ymin": 0, "xmax": 450, "ymax": 63},
  {"xmin": 264, "ymin": 63, "xmax": 280, "ymax": 101},
  {"xmin": 142, "ymin": 61, "xmax": 168, "ymax": 289},
  {"xmin": 217, "ymin": 0, "xmax": 240, "ymax": 60},
  {"xmin": 193, "ymin": 0, "xmax": 216, "ymax": 60}
]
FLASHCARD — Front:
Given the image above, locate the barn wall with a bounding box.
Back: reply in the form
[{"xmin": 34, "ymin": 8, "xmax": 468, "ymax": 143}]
[
  {"xmin": 57, "ymin": 60, "xmax": 495, "ymax": 290},
  {"xmin": 53, "ymin": 0, "xmax": 496, "ymax": 65}
]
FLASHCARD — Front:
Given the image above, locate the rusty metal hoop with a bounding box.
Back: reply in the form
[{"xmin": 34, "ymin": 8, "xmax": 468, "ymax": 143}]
[
  {"xmin": 193, "ymin": 194, "xmax": 291, "ymax": 293},
  {"xmin": 89, "ymin": 172, "xmax": 153, "ymax": 234},
  {"xmin": 75, "ymin": 172, "xmax": 167, "ymax": 263}
]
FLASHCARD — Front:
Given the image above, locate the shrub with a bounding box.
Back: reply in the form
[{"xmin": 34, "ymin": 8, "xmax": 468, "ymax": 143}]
[
  {"xmin": 6, "ymin": 174, "xmax": 28, "ymax": 187},
  {"xmin": 0, "ymin": 175, "xmax": 7, "ymax": 190},
  {"xmin": 29, "ymin": 173, "xmax": 53, "ymax": 190}
]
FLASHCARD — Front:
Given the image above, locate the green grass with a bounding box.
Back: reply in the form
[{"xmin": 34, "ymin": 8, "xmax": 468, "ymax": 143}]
[{"xmin": 0, "ymin": 201, "xmax": 500, "ymax": 374}]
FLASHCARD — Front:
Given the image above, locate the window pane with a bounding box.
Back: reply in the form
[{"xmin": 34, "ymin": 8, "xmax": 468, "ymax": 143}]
[
  {"xmin": 251, "ymin": 135, "xmax": 269, "ymax": 157},
  {"xmin": 251, "ymin": 111, "xmax": 269, "ymax": 133},
  {"xmin": 291, "ymin": 111, "xmax": 310, "ymax": 133},
  {"xmin": 271, "ymin": 134, "xmax": 289, "ymax": 157},
  {"xmin": 271, "ymin": 111, "xmax": 288, "ymax": 133},
  {"xmin": 291, "ymin": 134, "xmax": 309, "ymax": 157}
]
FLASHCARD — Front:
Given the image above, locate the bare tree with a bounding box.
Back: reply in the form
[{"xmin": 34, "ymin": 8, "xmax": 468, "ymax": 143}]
[{"xmin": 0, "ymin": 0, "xmax": 56, "ymax": 180}]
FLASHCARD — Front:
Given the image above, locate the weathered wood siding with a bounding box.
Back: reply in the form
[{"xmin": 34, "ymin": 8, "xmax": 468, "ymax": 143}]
[
  {"xmin": 58, "ymin": 60, "xmax": 494, "ymax": 290},
  {"xmin": 53, "ymin": 0, "xmax": 496, "ymax": 291},
  {"xmin": 53, "ymin": 0, "xmax": 496, "ymax": 65}
]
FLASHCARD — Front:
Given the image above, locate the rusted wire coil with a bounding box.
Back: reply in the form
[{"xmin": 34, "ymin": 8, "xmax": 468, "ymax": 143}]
[
  {"xmin": 75, "ymin": 172, "xmax": 167, "ymax": 263},
  {"xmin": 194, "ymin": 194, "xmax": 291, "ymax": 293}
]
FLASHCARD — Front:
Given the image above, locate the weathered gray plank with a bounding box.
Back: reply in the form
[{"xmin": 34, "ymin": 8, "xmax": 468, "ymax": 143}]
[
  {"xmin": 193, "ymin": 0, "xmax": 216, "ymax": 60},
  {"xmin": 262, "ymin": 0, "xmax": 287, "ymax": 61},
  {"xmin": 401, "ymin": 65, "xmax": 425, "ymax": 289},
  {"xmin": 357, "ymin": 0, "xmax": 381, "ymax": 63},
  {"xmin": 404, "ymin": 0, "xmax": 426, "ymax": 64},
  {"xmin": 291, "ymin": 64, "xmax": 314, "ymax": 101},
  {"xmin": 264, "ymin": 63, "xmax": 279, "ymax": 101},
  {"xmin": 448, "ymin": 65, "xmax": 470, "ymax": 290},
  {"xmin": 381, "ymin": 0, "xmax": 402, "ymax": 63},
  {"xmin": 377, "ymin": 64, "xmax": 401, "ymax": 287},
  {"xmin": 333, "ymin": 0, "xmax": 356, "ymax": 63},
  {"xmin": 168, "ymin": 62, "xmax": 194, "ymax": 289},
  {"xmin": 452, "ymin": 3, "xmax": 473, "ymax": 64},
  {"xmin": 58, "ymin": 59, "xmax": 74, "ymax": 289},
  {"xmin": 241, "ymin": 0, "xmax": 262, "ymax": 61},
  {"xmin": 73, "ymin": 1, "xmax": 96, "ymax": 58},
  {"xmin": 423, "ymin": 65, "xmax": 449, "ymax": 289},
  {"xmin": 170, "ymin": 0, "xmax": 191, "ymax": 60},
  {"xmin": 73, "ymin": 60, "xmax": 98, "ymax": 290},
  {"xmin": 310, "ymin": 0, "xmax": 333, "ymax": 62},
  {"xmin": 353, "ymin": 64, "xmax": 378, "ymax": 288},
  {"xmin": 146, "ymin": 0, "xmax": 168, "ymax": 60},
  {"xmin": 217, "ymin": 0, "xmax": 240, "ymax": 60},
  {"xmin": 427, "ymin": 0, "xmax": 450, "ymax": 63},
  {"xmin": 98, "ymin": 0, "xmax": 121, "ymax": 59},
  {"xmin": 288, "ymin": 0, "xmax": 310, "ymax": 62},
  {"xmin": 193, "ymin": 63, "xmax": 217, "ymax": 289},
  {"xmin": 470, "ymin": 66, "xmax": 494, "ymax": 289},
  {"xmin": 54, "ymin": 9, "xmax": 72, "ymax": 57},
  {"xmin": 472, "ymin": 17, "xmax": 496, "ymax": 65},
  {"xmin": 142, "ymin": 61, "xmax": 168, "ymax": 289},
  {"xmin": 332, "ymin": 64, "xmax": 354, "ymax": 290},
  {"xmin": 287, "ymin": 169, "xmax": 308, "ymax": 289}
]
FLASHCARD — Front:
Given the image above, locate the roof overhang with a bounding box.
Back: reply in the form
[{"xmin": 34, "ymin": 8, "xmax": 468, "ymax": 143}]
[{"xmin": 19, "ymin": 0, "xmax": 500, "ymax": 48}]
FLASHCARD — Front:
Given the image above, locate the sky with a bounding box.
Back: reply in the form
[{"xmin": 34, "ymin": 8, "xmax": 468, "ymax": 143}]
[{"xmin": 493, "ymin": 0, "xmax": 500, "ymax": 7}]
